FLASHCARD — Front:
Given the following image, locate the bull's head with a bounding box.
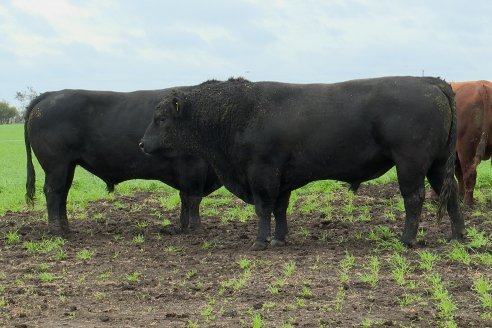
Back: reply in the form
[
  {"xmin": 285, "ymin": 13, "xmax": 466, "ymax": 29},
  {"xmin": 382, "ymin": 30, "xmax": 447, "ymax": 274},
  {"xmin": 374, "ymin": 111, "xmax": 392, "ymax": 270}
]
[{"xmin": 139, "ymin": 90, "xmax": 188, "ymax": 157}]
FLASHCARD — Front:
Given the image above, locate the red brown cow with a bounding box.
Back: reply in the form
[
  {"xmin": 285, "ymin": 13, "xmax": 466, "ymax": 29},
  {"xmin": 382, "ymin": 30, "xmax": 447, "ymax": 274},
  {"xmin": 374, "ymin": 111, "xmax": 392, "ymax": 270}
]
[{"xmin": 451, "ymin": 80, "xmax": 492, "ymax": 205}]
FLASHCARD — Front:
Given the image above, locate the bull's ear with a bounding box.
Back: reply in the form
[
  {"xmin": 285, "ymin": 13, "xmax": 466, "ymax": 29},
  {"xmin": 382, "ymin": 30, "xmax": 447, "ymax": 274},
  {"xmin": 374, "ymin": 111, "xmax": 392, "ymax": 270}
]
[{"xmin": 172, "ymin": 97, "xmax": 181, "ymax": 116}]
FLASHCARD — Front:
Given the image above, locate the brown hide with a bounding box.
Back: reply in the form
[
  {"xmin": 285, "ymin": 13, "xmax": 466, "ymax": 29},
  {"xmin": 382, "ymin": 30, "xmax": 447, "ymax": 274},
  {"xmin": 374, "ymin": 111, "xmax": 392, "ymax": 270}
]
[{"xmin": 451, "ymin": 80, "xmax": 492, "ymax": 205}]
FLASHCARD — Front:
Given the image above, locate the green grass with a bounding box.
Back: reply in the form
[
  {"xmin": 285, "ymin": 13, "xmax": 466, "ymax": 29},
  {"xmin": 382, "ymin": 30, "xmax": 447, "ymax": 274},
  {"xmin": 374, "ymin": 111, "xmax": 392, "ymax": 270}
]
[
  {"xmin": 222, "ymin": 205, "xmax": 254, "ymax": 223},
  {"xmin": 360, "ymin": 256, "xmax": 380, "ymax": 288},
  {"xmin": 466, "ymin": 227, "xmax": 489, "ymax": 249},
  {"xmin": 24, "ymin": 237, "xmax": 65, "ymax": 254},
  {"xmin": 251, "ymin": 312, "xmax": 264, "ymax": 328},
  {"xmin": 283, "ymin": 261, "xmax": 297, "ymax": 278},
  {"xmin": 0, "ymin": 124, "xmax": 34, "ymax": 213},
  {"xmin": 4, "ymin": 230, "xmax": 20, "ymax": 245},
  {"xmin": 447, "ymin": 241, "xmax": 472, "ymax": 266},
  {"xmin": 38, "ymin": 272, "xmax": 59, "ymax": 283},
  {"xmin": 126, "ymin": 271, "xmax": 141, "ymax": 282},
  {"xmin": 158, "ymin": 193, "xmax": 181, "ymax": 211},
  {"xmin": 132, "ymin": 234, "xmax": 145, "ymax": 245},
  {"xmin": 389, "ymin": 253, "xmax": 412, "ymax": 286},
  {"xmin": 426, "ymin": 273, "xmax": 458, "ymax": 326},
  {"xmin": 472, "ymin": 275, "xmax": 492, "ymax": 319},
  {"xmin": 237, "ymin": 256, "xmax": 252, "ymax": 270},
  {"xmin": 417, "ymin": 250, "xmax": 440, "ymax": 271},
  {"xmin": 76, "ymin": 249, "xmax": 94, "ymax": 261}
]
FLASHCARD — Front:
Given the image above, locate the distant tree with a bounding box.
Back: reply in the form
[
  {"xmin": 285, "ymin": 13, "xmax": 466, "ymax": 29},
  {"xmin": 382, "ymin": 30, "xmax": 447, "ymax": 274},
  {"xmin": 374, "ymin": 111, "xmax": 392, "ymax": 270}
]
[
  {"xmin": 15, "ymin": 86, "xmax": 39, "ymax": 115},
  {"xmin": 13, "ymin": 110, "xmax": 23, "ymax": 124},
  {"xmin": 0, "ymin": 100, "xmax": 19, "ymax": 124}
]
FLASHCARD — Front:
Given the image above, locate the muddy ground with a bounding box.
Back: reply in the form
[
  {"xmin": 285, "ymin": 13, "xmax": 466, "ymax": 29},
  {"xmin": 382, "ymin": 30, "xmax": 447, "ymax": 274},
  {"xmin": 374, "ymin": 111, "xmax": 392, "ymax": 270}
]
[{"xmin": 0, "ymin": 183, "xmax": 491, "ymax": 327}]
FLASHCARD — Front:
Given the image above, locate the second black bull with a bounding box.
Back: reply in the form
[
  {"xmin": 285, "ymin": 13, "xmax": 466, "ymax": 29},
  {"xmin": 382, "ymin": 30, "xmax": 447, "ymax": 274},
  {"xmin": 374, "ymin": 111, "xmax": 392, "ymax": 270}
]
[
  {"xmin": 141, "ymin": 76, "xmax": 466, "ymax": 250},
  {"xmin": 25, "ymin": 88, "xmax": 221, "ymax": 236}
]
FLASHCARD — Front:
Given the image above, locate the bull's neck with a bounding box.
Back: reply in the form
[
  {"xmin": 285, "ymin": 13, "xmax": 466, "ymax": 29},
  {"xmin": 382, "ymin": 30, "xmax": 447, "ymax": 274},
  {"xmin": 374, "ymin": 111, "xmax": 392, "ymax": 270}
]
[{"xmin": 187, "ymin": 108, "xmax": 252, "ymax": 203}]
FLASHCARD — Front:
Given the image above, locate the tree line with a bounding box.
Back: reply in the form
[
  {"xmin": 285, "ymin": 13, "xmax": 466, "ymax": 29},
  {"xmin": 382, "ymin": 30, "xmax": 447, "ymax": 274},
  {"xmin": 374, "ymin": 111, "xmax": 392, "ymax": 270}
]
[
  {"xmin": 0, "ymin": 87, "xmax": 38, "ymax": 125},
  {"xmin": 0, "ymin": 101, "xmax": 18, "ymax": 124}
]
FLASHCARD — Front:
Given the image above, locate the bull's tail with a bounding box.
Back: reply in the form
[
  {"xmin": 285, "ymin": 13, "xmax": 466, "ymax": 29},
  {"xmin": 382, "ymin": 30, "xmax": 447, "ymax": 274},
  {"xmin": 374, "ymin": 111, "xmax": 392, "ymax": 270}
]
[
  {"xmin": 24, "ymin": 94, "xmax": 47, "ymax": 206},
  {"xmin": 106, "ymin": 182, "xmax": 115, "ymax": 193},
  {"xmin": 25, "ymin": 112, "xmax": 36, "ymax": 206},
  {"xmin": 436, "ymin": 82, "xmax": 457, "ymax": 219},
  {"xmin": 473, "ymin": 84, "xmax": 491, "ymax": 168}
]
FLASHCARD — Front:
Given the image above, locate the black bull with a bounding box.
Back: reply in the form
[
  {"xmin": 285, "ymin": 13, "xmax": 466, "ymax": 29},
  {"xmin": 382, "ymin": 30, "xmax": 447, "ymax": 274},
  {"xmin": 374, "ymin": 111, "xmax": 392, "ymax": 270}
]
[
  {"xmin": 25, "ymin": 89, "xmax": 220, "ymax": 236},
  {"xmin": 141, "ymin": 77, "xmax": 465, "ymax": 250}
]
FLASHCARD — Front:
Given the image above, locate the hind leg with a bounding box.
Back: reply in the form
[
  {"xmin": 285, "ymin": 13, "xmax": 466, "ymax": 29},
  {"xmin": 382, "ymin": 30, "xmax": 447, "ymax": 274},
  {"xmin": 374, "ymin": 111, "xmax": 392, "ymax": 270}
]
[
  {"xmin": 396, "ymin": 164, "xmax": 425, "ymax": 246},
  {"xmin": 457, "ymin": 144, "xmax": 479, "ymax": 206},
  {"xmin": 248, "ymin": 166, "xmax": 280, "ymax": 251},
  {"xmin": 44, "ymin": 163, "xmax": 75, "ymax": 236},
  {"xmin": 462, "ymin": 167, "xmax": 478, "ymax": 206},
  {"xmin": 427, "ymin": 163, "xmax": 465, "ymax": 241},
  {"xmin": 454, "ymin": 157, "xmax": 464, "ymax": 198},
  {"xmin": 60, "ymin": 164, "xmax": 75, "ymax": 229}
]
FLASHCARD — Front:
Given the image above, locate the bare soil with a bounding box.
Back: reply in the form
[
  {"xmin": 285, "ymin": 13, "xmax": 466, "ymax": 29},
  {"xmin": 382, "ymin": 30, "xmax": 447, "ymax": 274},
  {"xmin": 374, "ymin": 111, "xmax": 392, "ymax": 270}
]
[{"xmin": 0, "ymin": 183, "xmax": 491, "ymax": 327}]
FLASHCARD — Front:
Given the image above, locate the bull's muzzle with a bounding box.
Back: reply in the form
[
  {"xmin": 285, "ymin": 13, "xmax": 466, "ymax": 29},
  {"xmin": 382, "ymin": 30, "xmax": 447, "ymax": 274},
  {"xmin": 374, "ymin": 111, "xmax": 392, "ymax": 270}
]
[{"xmin": 138, "ymin": 140, "xmax": 150, "ymax": 154}]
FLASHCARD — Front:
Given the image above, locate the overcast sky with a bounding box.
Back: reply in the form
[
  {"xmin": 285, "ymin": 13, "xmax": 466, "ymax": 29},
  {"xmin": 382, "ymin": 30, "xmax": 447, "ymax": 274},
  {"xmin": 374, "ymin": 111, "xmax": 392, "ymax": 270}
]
[{"xmin": 1, "ymin": 0, "xmax": 491, "ymax": 107}]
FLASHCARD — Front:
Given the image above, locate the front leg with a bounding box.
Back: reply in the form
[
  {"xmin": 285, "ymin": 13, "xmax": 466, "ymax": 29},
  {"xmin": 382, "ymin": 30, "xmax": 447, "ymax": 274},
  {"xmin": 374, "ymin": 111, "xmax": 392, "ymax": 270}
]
[
  {"xmin": 178, "ymin": 192, "xmax": 190, "ymax": 232},
  {"xmin": 271, "ymin": 191, "xmax": 291, "ymax": 247},
  {"xmin": 250, "ymin": 201, "xmax": 272, "ymax": 251},
  {"xmin": 187, "ymin": 195, "xmax": 203, "ymax": 232},
  {"xmin": 247, "ymin": 163, "xmax": 282, "ymax": 251}
]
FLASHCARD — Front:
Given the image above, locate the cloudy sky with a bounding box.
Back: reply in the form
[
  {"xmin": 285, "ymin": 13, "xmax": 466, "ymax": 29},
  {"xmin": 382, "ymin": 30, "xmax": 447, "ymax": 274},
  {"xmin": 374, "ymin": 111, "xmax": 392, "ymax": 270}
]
[{"xmin": 1, "ymin": 0, "xmax": 491, "ymax": 107}]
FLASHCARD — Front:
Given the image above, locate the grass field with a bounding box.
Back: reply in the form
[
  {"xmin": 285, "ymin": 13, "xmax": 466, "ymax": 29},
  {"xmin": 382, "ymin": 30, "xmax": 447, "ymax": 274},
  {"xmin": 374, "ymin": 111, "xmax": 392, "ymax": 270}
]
[{"xmin": 1, "ymin": 123, "xmax": 492, "ymax": 327}]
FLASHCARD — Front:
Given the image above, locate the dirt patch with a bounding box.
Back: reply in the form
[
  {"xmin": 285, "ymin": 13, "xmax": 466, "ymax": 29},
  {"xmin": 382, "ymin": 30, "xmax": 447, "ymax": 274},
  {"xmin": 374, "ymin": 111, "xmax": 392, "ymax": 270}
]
[{"xmin": 0, "ymin": 183, "xmax": 491, "ymax": 327}]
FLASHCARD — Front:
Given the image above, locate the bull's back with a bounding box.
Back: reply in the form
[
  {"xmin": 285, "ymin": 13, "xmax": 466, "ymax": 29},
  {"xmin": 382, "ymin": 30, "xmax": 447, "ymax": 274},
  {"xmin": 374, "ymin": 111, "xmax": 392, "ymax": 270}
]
[
  {"xmin": 252, "ymin": 77, "xmax": 453, "ymax": 186},
  {"xmin": 452, "ymin": 82, "xmax": 492, "ymax": 153},
  {"xmin": 480, "ymin": 83, "xmax": 492, "ymax": 160}
]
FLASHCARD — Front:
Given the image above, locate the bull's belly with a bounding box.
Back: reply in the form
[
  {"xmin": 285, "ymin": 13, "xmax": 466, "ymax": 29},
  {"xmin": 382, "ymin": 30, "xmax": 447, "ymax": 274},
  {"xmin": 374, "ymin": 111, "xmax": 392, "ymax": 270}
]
[
  {"xmin": 79, "ymin": 162, "xmax": 145, "ymax": 183},
  {"xmin": 282, "ymin": 154, "xmax": 394, "ymax": 190},
  {"xmin": 78, "ymin": 159, "xmax": 174, "ymax": 186}
]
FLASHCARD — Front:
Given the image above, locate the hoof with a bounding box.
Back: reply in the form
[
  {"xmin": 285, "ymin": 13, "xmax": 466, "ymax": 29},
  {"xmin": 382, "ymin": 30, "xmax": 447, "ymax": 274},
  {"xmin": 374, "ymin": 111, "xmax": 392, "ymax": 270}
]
[
  {"xmin": 450, "ymin": 232, "xmax": 465, "ymax": 243},
  {"xmin": 161, "ymin": 226, "xmax": 180, "ymax": 235},
  {"xmin": 48, "ymin": 226, "xmax": 70, "ymax": 238},
  {"xmin": 250, "ymin": 241, "xmax": 268, "ymax": 251},
  {"xmin": 188, "ymin": 225, "xmax": 204, "ymax": 234},
  {"xmin": 271, "ymin": 239, "xmax": 286, "ymax": 247},
  {"xmin": 463, "ymin": 193, "xmax": 475, "ymax": 207},
  {"xmin": 400, "ymin": 237, "xmax": 416, "ymax": 248}
]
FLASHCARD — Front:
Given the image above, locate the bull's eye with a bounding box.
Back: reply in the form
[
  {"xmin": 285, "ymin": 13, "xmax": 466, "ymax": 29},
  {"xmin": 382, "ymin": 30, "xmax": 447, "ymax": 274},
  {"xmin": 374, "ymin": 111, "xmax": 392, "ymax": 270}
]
[{"xmin": 155, "ymin": 116, "xmax": 165, "ymax": 124}]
